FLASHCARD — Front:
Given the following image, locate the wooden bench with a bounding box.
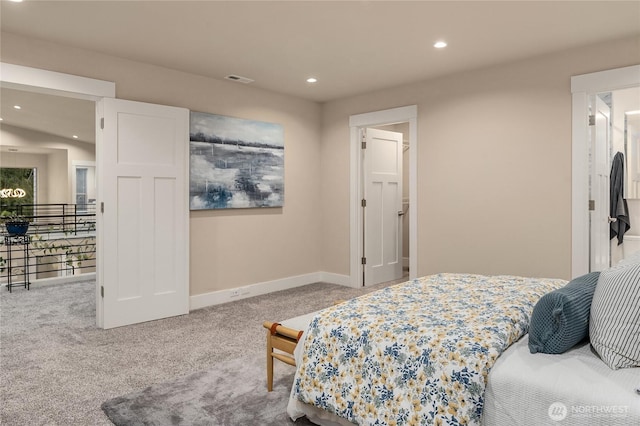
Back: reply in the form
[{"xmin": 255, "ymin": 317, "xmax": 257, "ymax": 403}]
[{"xmin": 262, "ymin": 311, "xmax": 318, "ymax": 392}]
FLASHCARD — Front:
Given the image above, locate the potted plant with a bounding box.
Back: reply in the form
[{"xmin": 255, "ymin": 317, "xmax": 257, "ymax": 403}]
[{"xmin": 1, "ymin": 211, "xmax": 30, "ymax": 236}]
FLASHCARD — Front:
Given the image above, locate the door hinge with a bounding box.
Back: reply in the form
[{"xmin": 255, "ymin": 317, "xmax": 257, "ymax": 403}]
[
  {"xmin": 361, "ymin": 257, "xmax": 367, "ymax": 265},
  {"xmin": 588, "ymin": 115, "xmax": 595, "ymax": 126},
  {"xmin": 361, "ymin": 199, "xmax": 366, "ymax": 207},
  {"xmin": 101, "ymin": 286, "xmax": 104, "ymax": 298},
  {"xmin": 361, "ymin": 129, "xmax": 367, "ymax": 149},
  {"xmin": 100, "ymin": 117, "xmax": 105, "ymax": 129},
  {"xmin": 589, "ymin": 200, "xmax": 595, "ymax": 211},
  {"xmin": 100, "ymin": 202, "xmax": 104, "ymax": 213}
]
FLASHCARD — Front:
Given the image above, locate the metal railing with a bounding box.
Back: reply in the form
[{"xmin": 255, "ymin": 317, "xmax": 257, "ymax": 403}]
[
  {"xmin": 1, "ymin": 204, "xmax": 96, "ymax": 287},
  {"xmin": 6, "ymin": 203, "xmax": 96, "ymax": 236}
]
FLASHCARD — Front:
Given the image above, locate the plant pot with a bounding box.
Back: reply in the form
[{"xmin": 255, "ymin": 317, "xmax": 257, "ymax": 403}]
[{"xmin": 6, "ymin": 222, "xmax": 29, "ymax": 236}]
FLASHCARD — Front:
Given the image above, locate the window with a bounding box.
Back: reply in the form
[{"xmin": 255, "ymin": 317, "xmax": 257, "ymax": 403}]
[
  {"xmin": 75, "ymin": 167, "xmax": 88, "ymax": 210},
  {"xmin": 73, "ymin": 163, "xmax": 95, "ymax": 212},
  {"xmin": 0, "ymin": 167, "xmax": 36, "ymax": 212}
]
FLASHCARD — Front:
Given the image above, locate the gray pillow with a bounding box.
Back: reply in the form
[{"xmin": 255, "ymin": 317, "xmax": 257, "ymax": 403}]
[
  {"xmin": 590, "ymin": 261, "xmax": 640, "ymax": 369},
  {"xmin": 528, "ymin": 272, "xmax": 600, "ymax": 354}
]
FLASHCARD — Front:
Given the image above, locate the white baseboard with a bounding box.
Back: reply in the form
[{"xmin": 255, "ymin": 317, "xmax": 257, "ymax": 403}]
[
  {"xmin": 3, "ymin": 268, "xmax": 351, "ymax": 311},
  {"xmin": 319, "ymin": 271, "xmax": 352, "ymax": 287},
  {"xmin": 189, "ymin": 271, "xmax": 351, "ymax": 311},
  {"xmin": 5, "ymin": 272, "xmax": 97, "ymax": 289}
]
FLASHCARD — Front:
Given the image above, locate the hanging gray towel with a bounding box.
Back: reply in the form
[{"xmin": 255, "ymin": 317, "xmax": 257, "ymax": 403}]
[{"xmin": 610, "ymin": 151, "xmax": 631, "ymax": 245}]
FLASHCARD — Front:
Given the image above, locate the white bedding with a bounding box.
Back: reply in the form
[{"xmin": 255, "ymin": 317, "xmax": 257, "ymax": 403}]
[
  {"xmin": 483, "ymin": 335, "xmax": 640, "ymax": 426},
  {"xmin": 289, "ymin": 324, "xmax": 355, "ymax": 426},
  {"xmin": 284, "ymin": 275, "xmax": 640, "ymax": 426},
  {"xmin": 288, "ymin": 274, "xmax": 564, "ymax": 425},
  {"xmin": 287, "ymin": 335, "xmax": 640, "ymax": 426},
  {"xmin": 289, "ymin": 332, "xmax": 640, "ymax": 425}
]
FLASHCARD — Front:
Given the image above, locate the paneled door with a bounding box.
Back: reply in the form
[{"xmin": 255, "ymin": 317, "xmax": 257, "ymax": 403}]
[
  {"xmin": 98, "ymin": 98, "xmax": 189, "ymax": 329},
  {"xmin": 363, "ymin": 128, "xmax": 403, "ymax": 285}
]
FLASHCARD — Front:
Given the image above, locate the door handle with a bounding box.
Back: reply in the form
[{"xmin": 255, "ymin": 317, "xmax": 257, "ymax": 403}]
[
  {"xmin": 398, "ymin": 211, "xmax": 404, "ymax": 217},
  {"xmin": 608, "ymin": 216, "xmax": 617, "ymax": 223}
]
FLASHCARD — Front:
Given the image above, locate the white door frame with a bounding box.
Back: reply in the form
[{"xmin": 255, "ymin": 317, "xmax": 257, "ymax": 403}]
[
  {"xmin": 349, "ymin": 105, "xmax": 418, "ymax": 287},
  {"xmin": 0, "ymin": 62, "xmax": 114, "ymax": 325},
  {"xmin": 571, "ymin": 64, "xmax": 640, "ymax": 277},
  {"xmin": 0, "ymin": 62, "xmax": 114, "ymax": 100}
]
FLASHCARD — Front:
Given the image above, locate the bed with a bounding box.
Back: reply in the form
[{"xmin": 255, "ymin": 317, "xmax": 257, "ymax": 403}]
[
  {"xmin": 483, "ymin": 335, "xmax": 640, "ymax": 425},
  {"xmin": 286, "ymin": 273, "xmax": 640, "ymax": 425}
]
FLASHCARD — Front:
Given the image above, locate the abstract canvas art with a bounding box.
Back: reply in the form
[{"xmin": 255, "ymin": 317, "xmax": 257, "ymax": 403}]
[{"xmin": 189, "ymin": 112, "xmax": 284, "ymax": 210}]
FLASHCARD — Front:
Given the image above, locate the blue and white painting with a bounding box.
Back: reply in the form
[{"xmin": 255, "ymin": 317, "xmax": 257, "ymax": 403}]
[{"xmin": 189, "ymin": 112, "xmax": 284, "ymax": 210}]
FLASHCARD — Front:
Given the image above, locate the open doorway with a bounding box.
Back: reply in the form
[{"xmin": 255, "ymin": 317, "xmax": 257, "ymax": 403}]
[
  {"xmin": 2, "ymin": 63, "xmax": 190, "ymax": 329},
  {"xmin": 362, "ymin": 124, "xmax": 408, "ymax": 286},
  {"xmin": 588, "ymin": 87, "xmax": 640, "ymax": 270},
  {"xmin": 349, "ymin": 105, "xmax": 418, "ymax": 287},
  {"xmin": 0, "ymin": 62, "xmax": 114, "ymax": 328},
  {"xmin": 571, "ymin": 65, "xmax": 640, "ymax": 277},
  {"xmin": 0, "ymin": 87, "xmax": 97, "ymax": 284}
]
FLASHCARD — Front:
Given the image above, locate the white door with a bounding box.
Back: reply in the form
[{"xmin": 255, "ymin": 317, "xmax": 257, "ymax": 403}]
[
  {"xmin": 590, "ymin": 95, "xmax": 611, "ymax": 271},
  {"xmin": 363, "ymin": 128, "xmax": 403, "ymax": 285},
  {"xmin": 97, "ymin": 98, "xmax": 189, "ymax": 329}
]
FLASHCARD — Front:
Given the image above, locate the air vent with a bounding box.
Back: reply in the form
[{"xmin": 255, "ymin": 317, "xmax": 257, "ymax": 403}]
[{"xmin": 225, "ymin": 74, "xmax": 254, "ymax": 84}]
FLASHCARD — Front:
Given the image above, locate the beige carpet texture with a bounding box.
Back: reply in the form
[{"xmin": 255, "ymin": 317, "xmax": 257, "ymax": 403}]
[{"xmin": 1, "ymin": 276, "xmax": 404, "ymax": 425}]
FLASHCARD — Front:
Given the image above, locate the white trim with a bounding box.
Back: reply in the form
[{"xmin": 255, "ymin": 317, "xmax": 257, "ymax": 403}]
[
  {"xmin": 25, "ymin": 272, "xmax": 97, "ymax": 288},
  {"xmin": 72, "ymin": 160, "xmax": 97, "ymax": 167},
  {"xmin": 1, "ymin": 273, "xmax": 96, "ymax": 291},
  {"xmin": 189, "ymin": 271, "xmax": 350, "ymax": 310},
  {"xmin": 571, "ymin": 65, "xmax": 640, "ymax": 94},
  {"xmin": 571, "ymin": 91, "xmax": 590, "ymax": 277},
  {"xmin": 348, "ymin": 105, "xmax": 418, "ymax": 287},
  {"xmin": 95, "ymin": 101, "xmax": 104, "ymax": 328},
  {"xmin": 320, "ymin": 271, "xmax": 351, "ymax": 286},
  {"xmin": 571, "ymin": 64, "xmax": 640, "ymax": 278},
  {"xmin": 349, "ymin": 105, "xmax": 418, "ymax": 128},
  {"xmin": 0, "ymin": 62, "xmax": 115, "ymax": 99}
]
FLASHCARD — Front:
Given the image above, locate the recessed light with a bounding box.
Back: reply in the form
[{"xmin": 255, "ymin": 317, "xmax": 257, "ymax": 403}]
[
  {"xmin": 72, "ymin": 135, "xmax": 79, "ymax": 139},
  {"xmin": 306, "ymin": 77, "xmax": 318, "ymax": 83},
  {"xmin": 13, "ymin": 105, "xmax": 21, "ymax": 110},
  {"xmin": 9, "ymin": 0, "xmax": 23, "ymax": 3},
  {"xmin": 434, "ymin": 41, "xmax": 447, "ymax": 49}
]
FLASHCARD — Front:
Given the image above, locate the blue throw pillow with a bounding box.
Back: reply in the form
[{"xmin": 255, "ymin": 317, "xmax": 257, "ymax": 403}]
[{"xmin": 528, "ymin": 272, "xmax": 600, "ymax": 354}]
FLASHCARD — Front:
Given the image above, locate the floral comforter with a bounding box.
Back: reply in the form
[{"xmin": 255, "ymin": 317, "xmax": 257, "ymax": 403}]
[{"xmin": 291, "ymin": 273, "xmax": 566, "ymax": 425}]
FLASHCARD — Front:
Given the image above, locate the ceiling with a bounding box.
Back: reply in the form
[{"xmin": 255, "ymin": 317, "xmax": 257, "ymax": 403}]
[
  {"xmin": 1, "ymin": 1, "xmax": 639, "ymax": 145},
  {"xmin": 1, "ymin": 88, "xmax": 95, "ymax": 145}
]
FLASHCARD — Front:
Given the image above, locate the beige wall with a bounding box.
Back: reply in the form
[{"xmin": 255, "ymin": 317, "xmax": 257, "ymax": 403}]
[
  {"xmin": 1, "ymin": 124, "xmax": 95, "ymax": 204},
  {"xmin": 3, "ymin": 31, "xmax": 639, "ymax": 294},
  {"xmin": 1, "ymin": 32, "xmax": 322, "ymax": 296},
  {"xmin": 321, "ymin": 36, "xmax": 640, "ymax": 281}
]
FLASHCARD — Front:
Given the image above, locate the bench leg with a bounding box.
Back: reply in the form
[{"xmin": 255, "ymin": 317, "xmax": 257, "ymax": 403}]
[{"xmin": 266, "ymin": 330, "xmax": 274, "ymax": 392}]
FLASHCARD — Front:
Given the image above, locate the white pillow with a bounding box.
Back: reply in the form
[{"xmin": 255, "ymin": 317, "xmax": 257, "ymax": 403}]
[{"xmin": 590, "ymin": 261, "xmax": 640, "ymax": 369}]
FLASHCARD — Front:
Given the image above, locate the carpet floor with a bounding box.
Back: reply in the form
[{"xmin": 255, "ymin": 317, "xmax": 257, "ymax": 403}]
[
  {"xmin": 101, "ymin": 356, "xmax": 313, "ymax": 426},
  {"xmin": 1, "ymin": 275, "xmax": 405, "ymax": 425}
]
